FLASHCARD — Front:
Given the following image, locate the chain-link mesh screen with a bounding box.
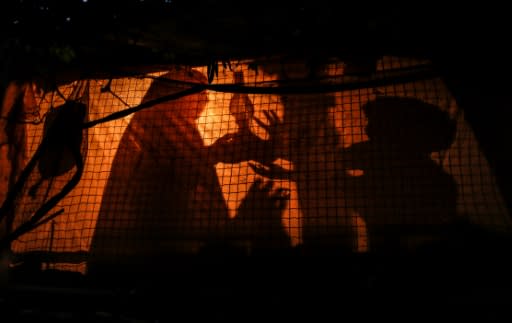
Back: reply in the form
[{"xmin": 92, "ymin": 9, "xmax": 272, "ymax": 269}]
[{"xmin": 2, "ymin": 57, "xmax": 510, "ymax": 275}]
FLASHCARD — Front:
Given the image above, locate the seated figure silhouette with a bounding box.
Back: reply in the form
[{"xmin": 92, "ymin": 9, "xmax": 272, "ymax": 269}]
[
  {"xmin": 230, "ymin": 178, "xmax": 291, "ymax": 254},
  {"xmin": 199, "ymin": 178, "xmax": 292, "ymax": 257},
  {"xmin": 87, "ymin": 69, "xmax": 284, "ymax": 277},
  {"xmin": 341, "ymin": 96, "xmax": 458, "ymax": 252}
]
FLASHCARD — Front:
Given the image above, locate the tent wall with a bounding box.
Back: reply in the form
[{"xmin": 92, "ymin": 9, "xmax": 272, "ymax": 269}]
[{"xmin": 2, "ymin": 57, "xmax": 510, "ymax": 274}]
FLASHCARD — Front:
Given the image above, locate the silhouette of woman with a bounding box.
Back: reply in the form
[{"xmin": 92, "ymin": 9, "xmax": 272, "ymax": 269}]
[
  {"xmin": 87, "ymin": 69, "xmax": 232, "ymax": 275},
  {"xmin": 88, "ymin": 68, "xmax": 286, "ymax": 276},
  {"xmin": 341, "ymin": 96, "xmax": 458, "ymax": 252}
]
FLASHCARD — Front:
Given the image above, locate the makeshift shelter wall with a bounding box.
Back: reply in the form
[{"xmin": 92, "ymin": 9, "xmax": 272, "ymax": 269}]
[{"xmin": 4, "ymin": 57, "xmax": 510, "ymax": 273}]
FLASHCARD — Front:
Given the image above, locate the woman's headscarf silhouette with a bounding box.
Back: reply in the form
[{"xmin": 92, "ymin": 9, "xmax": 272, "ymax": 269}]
[{"xmin": 88, "ymin": 69, "xmax": 230, "ymax": 275}]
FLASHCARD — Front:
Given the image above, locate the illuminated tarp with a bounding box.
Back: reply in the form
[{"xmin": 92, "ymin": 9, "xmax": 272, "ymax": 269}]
[{"xmin": 1, "ymin": 57, "xmax": 510, "ymax": 274}]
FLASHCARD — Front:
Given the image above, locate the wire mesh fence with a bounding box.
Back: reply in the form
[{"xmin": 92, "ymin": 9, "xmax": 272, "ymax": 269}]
[{"xmin": 1, "ymin": 56, "xmax": 510, "ymax": 275}]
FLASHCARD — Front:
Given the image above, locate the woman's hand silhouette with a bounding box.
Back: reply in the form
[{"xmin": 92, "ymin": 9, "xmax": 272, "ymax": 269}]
[
  {"xmin": 248, "ymin": 162, "xmax": 296, "ymax": 181},
  {"xmin": 208, "ymin": 109, "xmax": 286, "ymax": 164}
]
